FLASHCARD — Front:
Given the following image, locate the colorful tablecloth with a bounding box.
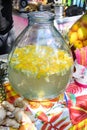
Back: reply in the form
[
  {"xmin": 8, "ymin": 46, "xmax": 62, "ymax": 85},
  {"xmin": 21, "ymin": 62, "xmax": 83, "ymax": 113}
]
[{"xmin": 3, "ymin": 79, "xmax": 87, "ymax": 130}]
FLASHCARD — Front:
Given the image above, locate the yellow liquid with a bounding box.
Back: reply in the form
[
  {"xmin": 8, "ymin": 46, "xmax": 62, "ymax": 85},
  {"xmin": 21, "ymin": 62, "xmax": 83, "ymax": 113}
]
[
  {"xmin": 9, "ymin": 67, "xmax": 72, "ymax": 100},
  {"xmin": 8, "ymin": 45, "xmax": 73, "ymax": 100}
]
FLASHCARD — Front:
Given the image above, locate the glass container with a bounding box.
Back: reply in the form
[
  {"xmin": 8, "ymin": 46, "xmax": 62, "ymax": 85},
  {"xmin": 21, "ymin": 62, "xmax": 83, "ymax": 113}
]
[{"xmin": 8, "ymin": 11, "xmax": 73, "ymax": 101}]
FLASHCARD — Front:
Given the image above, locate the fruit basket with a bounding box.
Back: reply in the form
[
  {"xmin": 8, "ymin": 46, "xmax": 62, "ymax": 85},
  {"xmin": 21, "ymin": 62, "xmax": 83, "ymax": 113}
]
[{"xmin": 68, "ymin": 12, "xmax": 87, "ymax": 49}]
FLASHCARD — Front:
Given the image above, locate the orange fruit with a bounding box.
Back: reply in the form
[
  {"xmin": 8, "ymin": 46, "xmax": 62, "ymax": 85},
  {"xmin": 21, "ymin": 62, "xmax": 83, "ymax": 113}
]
[
  {"xmin": 71, "ymin": 21, "xmax": 80, "ymax": 32},
  {"xmin": 83, "ymin": 40, "xmax": 87, "ymax": 47},
  {"xmin": 74, "ymin": 40, "xmax": 83, "ymax": 49}
]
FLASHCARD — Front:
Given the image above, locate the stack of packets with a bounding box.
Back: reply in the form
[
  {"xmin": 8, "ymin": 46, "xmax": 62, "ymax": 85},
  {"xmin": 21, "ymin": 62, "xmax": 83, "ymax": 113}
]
[
  {"xmin": 64, "ymin": 46, "xmax": 87, "ymax": 129},
  {"xmin": 75, "ymin": 46, "xmax": 87, "ymax": 67},
  {"xmin": 73, "ymin": 47, "xmax": 87, "ymax": 87}
]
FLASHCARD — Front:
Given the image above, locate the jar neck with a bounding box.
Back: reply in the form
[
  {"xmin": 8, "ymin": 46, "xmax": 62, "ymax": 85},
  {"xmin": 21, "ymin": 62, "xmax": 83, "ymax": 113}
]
[
  {"xmin": 30, "ymin": 19, "xmax": 54, "ymax": 25},
  {"xmin": 28, "ymin": 11, "xmax": 55, "ymax": 25}
]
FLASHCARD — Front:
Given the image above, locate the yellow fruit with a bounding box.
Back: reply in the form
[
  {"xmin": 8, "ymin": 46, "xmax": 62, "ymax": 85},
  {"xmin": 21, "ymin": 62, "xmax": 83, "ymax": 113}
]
[
  {"xmin": 77, "ymin": 27, "xmax": 87, "ymax": 40},
  {"xmin": 68, "ymin": 13, "xmax": 87, "ymax": 49},
  {"xmin": 69, "ymin": 32, "xmax": 78, "ymax": 44},
  {"xmin": 74, "ymin": 40, "xmax": 83, "ymax": 49},
  {"xmin": 83, "ymin": 40, "xmax": 87, "ymax": 47}
]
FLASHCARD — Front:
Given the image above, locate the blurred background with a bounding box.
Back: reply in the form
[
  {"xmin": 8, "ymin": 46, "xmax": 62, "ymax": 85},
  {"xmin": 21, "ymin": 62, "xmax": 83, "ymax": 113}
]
[{"xmin": 12, "ymin": 0, "xmax": 87, "ymax": 38}]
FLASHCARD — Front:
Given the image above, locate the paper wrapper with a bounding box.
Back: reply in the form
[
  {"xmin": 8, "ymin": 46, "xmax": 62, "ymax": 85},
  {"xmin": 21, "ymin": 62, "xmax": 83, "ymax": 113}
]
[{"xmin": 75, "ymin": 46, "xmax": 87, "ymax": 67}]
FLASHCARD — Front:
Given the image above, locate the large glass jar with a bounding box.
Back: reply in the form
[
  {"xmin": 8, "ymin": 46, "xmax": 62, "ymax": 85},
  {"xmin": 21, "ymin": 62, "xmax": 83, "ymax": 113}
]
[{"xmin": 8, "ymin": 11, "xmax": 73, "ymax": 101}]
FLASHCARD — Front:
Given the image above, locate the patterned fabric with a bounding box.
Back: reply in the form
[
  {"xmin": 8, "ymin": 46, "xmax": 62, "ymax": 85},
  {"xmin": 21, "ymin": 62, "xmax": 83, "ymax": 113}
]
[{"xmin": 4, "ymin": 82, "xmax": 19, "ymax": 103}]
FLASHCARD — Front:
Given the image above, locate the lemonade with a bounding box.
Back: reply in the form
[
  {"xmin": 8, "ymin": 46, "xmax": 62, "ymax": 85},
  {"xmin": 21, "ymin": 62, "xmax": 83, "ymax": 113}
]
[{"xmin": 8, "ymin": 45, "xmax": 73, "ymax": 100}]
